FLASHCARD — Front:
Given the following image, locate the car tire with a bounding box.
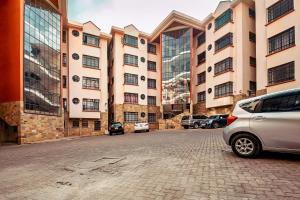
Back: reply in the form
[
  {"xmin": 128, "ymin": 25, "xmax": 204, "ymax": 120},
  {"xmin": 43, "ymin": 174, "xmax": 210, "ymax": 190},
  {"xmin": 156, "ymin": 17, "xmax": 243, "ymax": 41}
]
[
  {"xmin": 212, "ymin": 122, "xmax": 219, "ymax": 129},
  {"xmin": 231, "ymin": 134, "xmax": 261, "ymax": 158},
  {"xmin": 194, "ymin": 123, "xmax": 199, "ymax": 129},
  {"xmin": 121, "ymin": 131, "xmax": 124, "ymax": 135},
  {"xmin": 183, "ymin": 126, "xmax": 189, "ymax": 129},
  {"xmin": 146, "ymin": 129, "xmax": 149, "ymax": 132}
]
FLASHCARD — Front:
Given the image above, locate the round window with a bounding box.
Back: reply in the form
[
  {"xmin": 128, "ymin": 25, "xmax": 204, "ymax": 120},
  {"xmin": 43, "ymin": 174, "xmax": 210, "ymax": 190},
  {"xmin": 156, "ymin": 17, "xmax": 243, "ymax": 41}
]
[
  {"xmin": 72, "ymin": 30, "xmax": 79, "ymax": 37},
  {"xmin": 72, "ymin": 98, "xmax": 80, "ymax": 104},
  {"xmin": 140, "ymin": 94, "xmax": 145, "ymax": 100},
  {"xmin": 208, "ymin": 23, "xmax": 212, "ymax": 30},
  {"xmin": 208, "ymin": 88, "xmax": 212, "ymax": 94},
  {"xmin": 141, "ymin": 57, "xmax": 145, "ymax": 63},
  {"xmin": 72, "ymin": 53, "xmax": 79, "ymax": 60},
  {"xmin": 141, "ymin": 76, "xmax": 146, "ymax": 81},
  {"xmin": 72, "ymin": 75, "xmax": 80, "ymax": 82},
  {"xmin": 141, "ymin": 112, "xmax": 146, "ymax": 118},
  {"xmin": 208, "ymin": 44, "xmax": 212, "ymax": 51},
  {"xmin": 208, "ymin": 66, "xmax": 212, "ymax": 73},
  {"xmin": 140, "ymin": 39, "xmax": 145, "ymax": 44}
]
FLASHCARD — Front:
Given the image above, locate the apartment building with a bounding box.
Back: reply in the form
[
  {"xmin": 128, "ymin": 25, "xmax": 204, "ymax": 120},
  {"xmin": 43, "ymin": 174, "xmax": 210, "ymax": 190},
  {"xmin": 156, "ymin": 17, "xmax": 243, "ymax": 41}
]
[
  {"xmin": 108, "ymin": 25, "xmax": 161, "ymax": 132},
  {"xmin": 255, "ymin": 0, "xmax": 299, "ymax": 95},
  {"xmin": 0, "ymin": 0, "xmax": 67, "ymax": 144},
  {"xmin": 62, "ymin": 21, "xmax": 111, "ymax": 136}
]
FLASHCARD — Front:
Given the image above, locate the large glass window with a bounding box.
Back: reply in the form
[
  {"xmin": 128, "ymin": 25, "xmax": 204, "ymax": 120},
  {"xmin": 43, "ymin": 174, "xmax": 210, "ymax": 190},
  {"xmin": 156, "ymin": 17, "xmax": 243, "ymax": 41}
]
[
  {"xmin": 124, "ymin": 73, "xmax": 138, "ymax": 85},
  {"xmin": 268, "ymin": 61, "xmax": 294, "ymax": 85},
  {"xmin": 215, "ymin": 9, "xmax": 233, "ymax": 30},
  {"xmin": 124, "ymin": 54, "xmax": 138, "ymax": 66},
  {"xmin": 24, "ymin": 0, "xmax": 61, "ymax": 115},
  {"xmin": 83, "ymin": 33, "xmax": 99, "ymax": 47},
  {"xmin": 82, "ymin": 99, "xmax": 99, "ymax": 111},
  {"xmin": 268, "ymin": 27, "xmax": 295, "ymax": 54},
  {"xmin": 268, "ymin": 0, "xmax": 294, "ymax": 23},
  {"xmin": 215, "ymin": 33, "xmax": 233, "ymax": 52},
  {"xmin": 162, "ymin": 28, "xmax": 191, "ymax": 114},
  {"xmin": 82, "ymin": 77, "xmax": 99, "ymax": 89},
  {"xmin": 124, "ymin": 34, "xmax": 138, "ymax": 47},
  {"xmin": 215, "ymin": 82, "xmax": 233, "ymax": 98},
  {"xmin": 82, "ymin": 55, "xmax": 99, "ymax": 68}
]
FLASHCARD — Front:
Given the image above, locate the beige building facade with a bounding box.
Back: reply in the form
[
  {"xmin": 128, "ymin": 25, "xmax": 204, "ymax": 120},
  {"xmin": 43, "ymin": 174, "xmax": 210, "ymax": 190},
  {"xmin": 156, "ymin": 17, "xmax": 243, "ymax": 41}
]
[{"xmin": 255, "ymin": 0, "xmax": 299, "ymax": 95}]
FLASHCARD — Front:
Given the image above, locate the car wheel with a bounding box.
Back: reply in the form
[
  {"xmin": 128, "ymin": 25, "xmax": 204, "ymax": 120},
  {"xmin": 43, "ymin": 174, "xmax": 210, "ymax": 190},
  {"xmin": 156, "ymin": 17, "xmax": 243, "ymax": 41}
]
[
  {"xmin": 146, "ymin": 129, "xmax": 149, "ymax": 132},
  {"xmin": 231, "ymin": 134, "xmax": 261, "ymax": 158},
  {"xmin": 194, "ymin": 123, "xmax": 199, "ymax": 129},
  {"xmin": 121, "ymin": 131, "xmax": 124, "ymax": 135},
  {"xmin": 109, "ymin": 132, "xmax": 113, "ymax": 136},
  {"xmin": 183, "ymin": 126, "xmax": 189, "ymax": 129},
  {"xmin": 212, "ymin": 122, "xmax": 219, "ymax": 129}
]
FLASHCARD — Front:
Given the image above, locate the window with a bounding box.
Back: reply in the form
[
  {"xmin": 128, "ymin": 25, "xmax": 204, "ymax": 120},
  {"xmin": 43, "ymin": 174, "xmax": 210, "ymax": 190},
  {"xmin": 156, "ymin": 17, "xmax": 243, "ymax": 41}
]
[
  {"xmin": 215, "ymin": 9, "xmax": 233, "ymax": 30},
  {"xmin": 83, "ymin": 33, "xmax": 99, "ymax": 47},
  {"xmin": 63, "ymin": 98, "xmax": 67, "ymax": 111},
  {"xmin": 197, "ymin": 33, "xmax": 206, "ymax": 46},
  {"xmin": 123, "ymin": 34, "xmax": 138, "ymax": 47},
  {"xmin": 268, "ymin": 27, "xmax": 295, "ymax": 54},
  {"xmin": 148, "ymin": 61, "xmax": 156, "ymax": 71},
  {"xmin": 215, "ymin": 33, "xmax": 233, "ymax": 52},
  {"xmin": 197, "ymin": 52, "xmax": 206, "ymax": 65},
  {"xmin": 82, "ymin": 120, "xmax": 88, "ymax": 128},
  {"xmin": 83, "ymin": 55, "xmax": 99, "ymax": 68},
  {"xmin": 72, "ymin": 120, "xmax": 79, "ymax": 128},
  {"xmin": 268, "ymin": 0, "xmax": 294, "ymax": 23},
  {"xmin": 249, "ymin": 8, "xmax": 256, "ymax": 18},
  {"xmin": 268, "ymin": 61, "xmax": 294, "ymax": 85},
  {"xmin": 124, "ymin": 73, "xmax": 138, "ymax": 85},
  {"xmin": 240, "ymin": 99, "xmax": 260, "ymax": 113},
  {"xmin": 148, "ymin": 79, "xmax": 156, "ymax": 89},
  {"xmin": 148, "ymin": 43, "xmax": 156, "ymax": 54},
  {"xmin": 63, "ymin": 53, "xmax": 67, "ymax": 66},
  {"xmin": 197, "ymin": 72, "xmax": 206, "ymax": 85},
  {"xmin": 197, "ymin": 91, "xmax": 206, "ymax": 103},
  {"xmin": 124, "ymin": 54, "xmax": 138, "ymax": 66},
  {"xmin": 249, "ymin": 32, "xmax": 256, "ymax": 43},
  {"xmin": 215, "ymin": 82, "xmax": 233, "ymax": 98},
  {"xmin": 63, "ymin": 30, "xmax": 67, "ymax": 43},
  {"xmin": 261, "ymin": 93, "xmax": 300, "ymax": 113},
  {"xmin": 214, "ymin": 57, "xmax": 233, "ymax": 75},
  {"xmin": 63, "ymin": 76, "xmax": 67, "ymax": 88},
  {"xmin": 82, "ymin": 99, "xmax": 100, "ymax": 111},
  {"xmin": 250, "ymin": 57, "xmax": 256, "ymax": 67},
  {"xmin": 124, "ymin": 93, "xmax": 138, "ymax": 104},
  {"xmin": 148, "ymin": 96, "xmax": 156, "ymax": 106},
  {"xmin": 94, "ymin": 120, "xmax": 101, "ymax": 131},
  {"xmin": 124, "ymin": 112, "xmax": 138, "ymax": 123},
  {"xmin": 82, "ymin": 77, "xmax": 99, "ymax": 89},
  {"xmin": 148, "ymin": 113, "xmax": 157, "ymax": 123},
  {"xmin": 250, "ymin": 81, "xmax": 257, "ymax": 91}
]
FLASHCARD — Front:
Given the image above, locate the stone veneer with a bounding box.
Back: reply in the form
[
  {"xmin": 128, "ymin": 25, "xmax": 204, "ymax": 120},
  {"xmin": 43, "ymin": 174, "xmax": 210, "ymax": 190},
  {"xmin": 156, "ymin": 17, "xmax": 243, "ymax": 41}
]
[
  {"xmin": 193, "ymin": 102, "xmax": 206, "ymax": 115},
  {"xmin": 0, "ymin": 101, "xmax": 21, "ymax": 126}
]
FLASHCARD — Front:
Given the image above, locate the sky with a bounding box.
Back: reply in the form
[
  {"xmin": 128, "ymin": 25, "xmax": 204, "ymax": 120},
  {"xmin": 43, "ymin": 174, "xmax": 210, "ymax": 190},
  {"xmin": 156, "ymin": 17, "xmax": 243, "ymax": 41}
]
[{"xmin": 68, "ymin": 0, "xmax": 223, "ymax": 33}]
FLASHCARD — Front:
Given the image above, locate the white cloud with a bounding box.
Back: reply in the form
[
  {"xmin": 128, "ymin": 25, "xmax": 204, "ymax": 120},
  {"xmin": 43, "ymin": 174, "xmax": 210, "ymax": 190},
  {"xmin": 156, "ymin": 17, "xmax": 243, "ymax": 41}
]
[{"xmin": 69, "ymin": 0, "xmax": 223, "ymax": 33}]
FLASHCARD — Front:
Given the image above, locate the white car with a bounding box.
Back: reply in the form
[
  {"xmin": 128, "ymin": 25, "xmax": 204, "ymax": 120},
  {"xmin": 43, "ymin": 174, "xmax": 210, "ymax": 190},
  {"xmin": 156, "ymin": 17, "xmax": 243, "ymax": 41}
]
[{"xmin": 134, "ymin": 122, "xmax": 149, "ymax": 133}]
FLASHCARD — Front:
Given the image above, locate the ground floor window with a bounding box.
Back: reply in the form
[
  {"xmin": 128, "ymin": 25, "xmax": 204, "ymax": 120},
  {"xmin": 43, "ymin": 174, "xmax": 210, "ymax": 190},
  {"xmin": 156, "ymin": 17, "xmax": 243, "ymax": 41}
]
[
  {"xmin": 72, "ymin": 120, "xmax": 80, "ymax": 128},
  {"xmin": 94, "ymin": 120, "xmax": 101, "ymax": 131},
  {"xmin": 148, "ymin": 113, "xmax": 156, "ymax": 123},
  {"xmin": 82, "ymin": 119, "xmax": 88, "ymax": 128},
  {"xmin": 124, "ymin": 112, "xmax": 138, "ymax": 123}
]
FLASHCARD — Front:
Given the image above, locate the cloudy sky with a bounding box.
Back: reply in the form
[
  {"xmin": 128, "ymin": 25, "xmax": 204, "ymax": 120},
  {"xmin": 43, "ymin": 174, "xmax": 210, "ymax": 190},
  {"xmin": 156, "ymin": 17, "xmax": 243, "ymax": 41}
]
[{"xmin": 68, "ymin": 0, "xmax": 223, "ymax": 33}]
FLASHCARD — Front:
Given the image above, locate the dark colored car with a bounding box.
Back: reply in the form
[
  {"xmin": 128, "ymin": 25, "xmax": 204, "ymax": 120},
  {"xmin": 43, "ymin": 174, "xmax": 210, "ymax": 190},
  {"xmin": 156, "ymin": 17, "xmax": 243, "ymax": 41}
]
[
  {"xmin": 109, "ymin": 122, "xmax": 124, "ymax": 136},
  {"xmin": 181, "ymin": 115, "xmax": 208, "ymax": 129},
  {"xmin": 200, "ymin": 114, "xmax": 229, "ymax": 129}
]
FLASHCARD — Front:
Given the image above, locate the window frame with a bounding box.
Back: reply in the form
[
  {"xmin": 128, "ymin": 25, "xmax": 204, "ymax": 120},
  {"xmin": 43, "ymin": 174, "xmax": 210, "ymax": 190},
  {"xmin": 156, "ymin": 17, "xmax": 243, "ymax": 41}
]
[
  {"xmin": 268, "ymin": 61, "xmax": 295, "ymax": 86},
  {"xmin": 83, "ymin": 33, "xmax": 100, "ymax": 47}
]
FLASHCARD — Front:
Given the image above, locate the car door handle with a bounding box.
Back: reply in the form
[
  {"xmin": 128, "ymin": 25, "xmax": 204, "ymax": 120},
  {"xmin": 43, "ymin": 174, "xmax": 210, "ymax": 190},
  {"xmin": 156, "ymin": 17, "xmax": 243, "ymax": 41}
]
[{"xmin": 253, "ymin": 116, "xmax": 266, "ymax": 121}]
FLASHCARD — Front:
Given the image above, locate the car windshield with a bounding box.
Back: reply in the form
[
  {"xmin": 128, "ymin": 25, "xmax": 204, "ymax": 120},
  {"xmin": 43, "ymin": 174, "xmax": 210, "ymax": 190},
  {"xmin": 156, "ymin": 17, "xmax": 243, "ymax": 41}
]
[
  {"xmin": 182, "ymin": 116, "xmax": 190, "ymax": 120},
  {"xmin": 111, "ymin": 123, "xmax": 121, "ymax": 127},
  {"xmin": 208, "ymin": 115, "xmax": 219, "ymax": 119}
]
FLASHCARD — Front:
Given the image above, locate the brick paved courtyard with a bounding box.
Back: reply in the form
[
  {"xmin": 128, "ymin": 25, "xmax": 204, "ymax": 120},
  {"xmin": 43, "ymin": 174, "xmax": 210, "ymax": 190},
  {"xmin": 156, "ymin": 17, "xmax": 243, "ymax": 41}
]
[{"xmin": 0, "ymin": 129, "xmax": 299, "ymax": 200}]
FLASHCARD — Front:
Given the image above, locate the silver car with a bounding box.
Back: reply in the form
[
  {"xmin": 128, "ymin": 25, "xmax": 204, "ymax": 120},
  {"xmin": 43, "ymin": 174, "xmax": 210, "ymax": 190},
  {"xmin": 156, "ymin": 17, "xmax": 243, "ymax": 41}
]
[{"xmin": 223, "ymin": 88, "xmax": 300, "ymax": 158}]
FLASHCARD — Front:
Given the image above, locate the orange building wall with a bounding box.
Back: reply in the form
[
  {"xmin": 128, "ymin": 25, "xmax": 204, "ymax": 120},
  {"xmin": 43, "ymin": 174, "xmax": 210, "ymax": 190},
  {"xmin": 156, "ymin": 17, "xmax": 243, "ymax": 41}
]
[{"xmin": 0, "ymin": 0, "xmax": 23, "ymax": 103}]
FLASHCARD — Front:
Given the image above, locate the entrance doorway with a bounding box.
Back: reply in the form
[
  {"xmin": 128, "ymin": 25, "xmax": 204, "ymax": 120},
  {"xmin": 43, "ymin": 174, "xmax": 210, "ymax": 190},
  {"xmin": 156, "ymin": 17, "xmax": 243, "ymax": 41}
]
[{"xmin": 0, "ymin": 119, "xmax": 18, "ymax": 145}]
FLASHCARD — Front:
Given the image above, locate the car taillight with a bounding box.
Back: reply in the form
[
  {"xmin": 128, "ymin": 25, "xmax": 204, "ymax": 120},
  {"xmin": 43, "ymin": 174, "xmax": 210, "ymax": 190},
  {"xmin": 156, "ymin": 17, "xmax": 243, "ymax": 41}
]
[{"xmin": 227, "ymin": 116, "xmax": 238, "ymax": 126}]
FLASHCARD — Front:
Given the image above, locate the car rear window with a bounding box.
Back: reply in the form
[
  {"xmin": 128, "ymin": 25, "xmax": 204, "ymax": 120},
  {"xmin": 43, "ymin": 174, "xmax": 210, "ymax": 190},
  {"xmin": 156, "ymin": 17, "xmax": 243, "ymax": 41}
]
[{"xmin": 240, "ymin": 99, "xmax": 260, "ymax": 113}]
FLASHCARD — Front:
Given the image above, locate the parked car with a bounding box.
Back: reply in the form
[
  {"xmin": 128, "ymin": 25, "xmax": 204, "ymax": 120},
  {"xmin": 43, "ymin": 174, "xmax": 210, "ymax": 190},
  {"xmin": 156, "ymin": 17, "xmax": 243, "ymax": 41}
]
[
  {"xmin": 223, "ymin": 88, "xmax": 300, "ymax": 158},
  {"xmin": 109, "ymin": 122, "xmax": 124, "ymax": 136},
  {"xmin": 200, "ymin": 114, "xmax": 229, "ymax": 129},
  {"xmin": 134, "ymin": 122, "xmax": 149, "ymax": 133},
  {"xmin": 181, "ymin": 115, "xmax": 208, "ymax": 129}
]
